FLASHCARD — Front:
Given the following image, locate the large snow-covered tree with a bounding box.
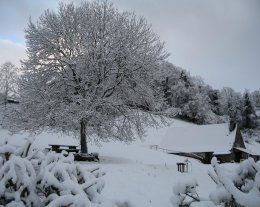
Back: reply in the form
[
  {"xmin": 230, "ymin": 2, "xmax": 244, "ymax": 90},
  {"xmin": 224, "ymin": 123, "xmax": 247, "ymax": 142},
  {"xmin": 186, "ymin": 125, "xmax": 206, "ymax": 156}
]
[
  {"xmin": 19, "ymin": 1, "xmax": 168, "ymax": 153},
  {"xmin": 0, "ymin": 62, "xmax": 18, "ymax": 106}
]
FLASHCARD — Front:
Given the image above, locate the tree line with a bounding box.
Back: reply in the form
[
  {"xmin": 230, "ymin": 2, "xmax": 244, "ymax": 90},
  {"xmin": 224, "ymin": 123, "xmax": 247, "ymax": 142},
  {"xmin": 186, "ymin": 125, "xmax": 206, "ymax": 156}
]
[{"xmin": 158, "ymin": 61, "xmax": 259, "ymax": 129}]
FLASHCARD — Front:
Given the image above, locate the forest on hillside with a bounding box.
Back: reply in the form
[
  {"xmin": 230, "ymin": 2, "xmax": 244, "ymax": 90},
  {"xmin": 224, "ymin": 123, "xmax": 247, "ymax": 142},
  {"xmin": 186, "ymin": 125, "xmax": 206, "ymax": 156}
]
[{"xmin": 1, "ymin": 59, "xmax": 260, "ymax": 141}]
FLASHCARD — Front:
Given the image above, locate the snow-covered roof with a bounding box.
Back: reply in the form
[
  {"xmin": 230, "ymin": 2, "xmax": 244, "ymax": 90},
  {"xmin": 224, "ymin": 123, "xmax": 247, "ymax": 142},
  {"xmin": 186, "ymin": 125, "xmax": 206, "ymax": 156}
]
[
  {"xmin": 159, "ymin": 123, "xmax": 237, "ymax": 154},
  {"xmin": 235, "ymin": 141, "xmax": 260, "ymax": 156}
]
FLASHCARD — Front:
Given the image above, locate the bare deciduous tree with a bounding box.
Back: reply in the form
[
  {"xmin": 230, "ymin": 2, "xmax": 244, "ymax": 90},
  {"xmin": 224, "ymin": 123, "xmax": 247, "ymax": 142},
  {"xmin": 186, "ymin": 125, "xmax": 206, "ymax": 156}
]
[
  {"xmin": 0, "ymin": 62, "xmax": 18, "ymax": 106},
  {"xmin": 20, "ymin": 1, "xmax": 168, "ymax": 153}
]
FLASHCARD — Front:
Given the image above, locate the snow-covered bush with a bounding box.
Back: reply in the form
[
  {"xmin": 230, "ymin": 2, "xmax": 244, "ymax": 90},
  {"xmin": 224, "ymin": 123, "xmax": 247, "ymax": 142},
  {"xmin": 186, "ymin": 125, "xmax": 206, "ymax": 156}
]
[
  {"xmin": 0, "ymin": 140, "xmax": 108, "ymax": 207},
  {"xmin": 171, "ymin": 178, "xmax": 200, "ymax": 207},
  {"xmin": 209, "ymin": 157, "xmax": 260, "ymax": 207},
  {"xmin": 0, "ymin": 154, "xmax": 39, "ymax": 206},
  {"xmin": 37, "ymin": 152, "xmax": 105, "ymax": 206}
]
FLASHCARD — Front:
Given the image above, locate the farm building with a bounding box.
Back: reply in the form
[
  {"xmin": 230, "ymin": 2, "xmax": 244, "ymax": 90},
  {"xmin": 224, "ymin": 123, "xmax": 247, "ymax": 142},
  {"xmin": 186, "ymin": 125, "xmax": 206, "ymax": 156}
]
[
  {"xmin": 159, "ymin": 123, "xmax": 257, "ymax": 163},
  {"xmin": 235, "ymin": 141, "xmax": 260, "ymax": 161}
]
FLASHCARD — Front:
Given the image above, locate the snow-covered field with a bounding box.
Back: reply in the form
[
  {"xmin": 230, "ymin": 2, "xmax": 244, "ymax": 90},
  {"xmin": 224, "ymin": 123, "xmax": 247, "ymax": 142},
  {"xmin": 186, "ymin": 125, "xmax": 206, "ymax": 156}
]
[
  {"xmin": 0, "ymin": 119, "xmax": 235, "ymax": 207},
  {"xmin": 88, "ymin": 142, "xmax": 219, "ymax": 207}
]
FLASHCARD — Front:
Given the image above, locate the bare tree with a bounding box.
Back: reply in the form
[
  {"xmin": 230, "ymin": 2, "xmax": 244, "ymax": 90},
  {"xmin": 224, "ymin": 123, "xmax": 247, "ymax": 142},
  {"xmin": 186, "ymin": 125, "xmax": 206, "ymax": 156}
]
[
  {"xmin": 19, "ymin": 1, "xmax": 168, "ymax": 153},
  {"xmin": 0, "ymin": 62, "xmax": 18, "ymax": 106}
]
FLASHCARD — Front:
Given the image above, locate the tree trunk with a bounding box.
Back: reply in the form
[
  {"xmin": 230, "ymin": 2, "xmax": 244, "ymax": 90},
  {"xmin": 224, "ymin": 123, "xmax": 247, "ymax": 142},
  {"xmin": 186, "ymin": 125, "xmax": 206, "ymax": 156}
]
[
  {"xmin": 4, "ymin": 85, "xmax": 8, "ymax": 107},
  {"xmin": 80, "ymin": 120, "xmax": 88, "ymax": 154}
]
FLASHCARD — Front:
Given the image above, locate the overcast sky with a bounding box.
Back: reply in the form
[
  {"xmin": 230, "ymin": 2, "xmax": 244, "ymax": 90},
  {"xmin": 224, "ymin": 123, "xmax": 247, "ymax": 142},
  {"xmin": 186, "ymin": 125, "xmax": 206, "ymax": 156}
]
[{"xmin": 0, "ymin": 0, "xmax": 259, "ymax": 92}]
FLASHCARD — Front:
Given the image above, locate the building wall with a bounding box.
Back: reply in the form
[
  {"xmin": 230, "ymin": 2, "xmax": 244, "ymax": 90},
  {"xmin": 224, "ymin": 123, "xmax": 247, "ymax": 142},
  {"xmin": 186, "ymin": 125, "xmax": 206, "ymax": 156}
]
[
  {"xmin": 215, "ymin": 153, "xmax": 235, "ymax": 163},
  {"xmin": 171, "ymin": 152, "xmax": 204, "ymax": 162},
  {"xmin": 245, "ymin": 153, "xmax": 260, "ymax": 161},
  {"xmin": 172, "ymin": 152, "xmax": 236, "ymax": 164},
  {"xmin": 193, "ymin": 152, "xmax": 211, "ymax": 164},
  {"xmin": 194, "ymin": 152, "xmax": 234, "ymax": 164},
  {"xmin": 171, "ymin": 150, "xmax": 257, "ymax": 163}
]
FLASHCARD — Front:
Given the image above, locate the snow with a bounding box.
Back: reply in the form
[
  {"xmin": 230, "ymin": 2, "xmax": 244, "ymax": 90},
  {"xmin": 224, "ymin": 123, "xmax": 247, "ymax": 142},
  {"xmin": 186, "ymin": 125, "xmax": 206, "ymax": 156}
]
[
  {"xmin": 1, "ymin": 120, "xmax": 258, "ymax": 206},
  {"xmin": 171, "ymin": 177, "xmax": 199, "ymax": 207},
  {"xmin": 245, "ymin": 141, "xmax": 260, "ymax": 156},
  {"xmin": 190, "ymin": 201, "xmax": 219, "ymax": 207},
  {"xmin": 0, "ymin": 154, "xmax": 40, "ymax": 206},
  {"xmin": 210, "ymin": 157, "xmax": 260, "ymax": 207},
  {"xmin": 235, "ymin": 141, "xmax": 260, "ymax": 156},
  {"xmin": 0, "ymin": 143, "xmax": 110, "ymax": 207},
  {"xmin": 0, "ymin": 128, "xmax": 78, "ymax": 150},
  {"xmin": 85, "ymin": 141, "xmax": 216, "ymax": 207},
  {"xmin": 159, "ymin": 123, "xmax": 236, "ymax": 154}
]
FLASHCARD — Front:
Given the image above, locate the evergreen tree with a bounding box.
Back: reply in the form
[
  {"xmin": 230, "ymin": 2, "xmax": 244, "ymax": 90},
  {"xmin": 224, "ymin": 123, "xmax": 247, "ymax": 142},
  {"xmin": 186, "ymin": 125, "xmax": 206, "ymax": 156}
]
[
  {"xmin": 208, "ymin": 89, "xmax": 221, "ymax": 115},
  {"xmin": 251, "ymin": 89, "xmax": 260, "ymax": 109},
  {"xmin": 242, "ymin": 90, "xmax": 257, "ymax": 129}
]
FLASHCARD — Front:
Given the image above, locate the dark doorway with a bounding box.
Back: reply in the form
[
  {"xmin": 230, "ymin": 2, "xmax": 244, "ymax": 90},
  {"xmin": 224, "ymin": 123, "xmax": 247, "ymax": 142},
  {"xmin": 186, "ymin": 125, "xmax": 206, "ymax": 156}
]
[
  {"xmin": 234, "ymin": 150, "xmax": 242, "ymax": 162},
  {"xmin": 204, "ymin": 152, "xmax": 213, "ymax": 164}
]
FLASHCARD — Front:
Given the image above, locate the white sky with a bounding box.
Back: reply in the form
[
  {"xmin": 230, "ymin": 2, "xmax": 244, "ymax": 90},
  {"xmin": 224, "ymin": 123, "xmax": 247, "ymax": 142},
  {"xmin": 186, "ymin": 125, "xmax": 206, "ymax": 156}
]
[{"xmin": 0, "ymin": 0, "xmax": 259, "ymax": 92}]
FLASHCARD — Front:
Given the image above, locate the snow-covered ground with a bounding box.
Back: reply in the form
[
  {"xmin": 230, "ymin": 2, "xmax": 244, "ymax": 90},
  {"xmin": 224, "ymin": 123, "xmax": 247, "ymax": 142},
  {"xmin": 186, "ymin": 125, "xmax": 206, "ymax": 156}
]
[
  {"xmin": 88, "ymin": 142, "xmax": 219, "ymax": 207},
  {"xmin": 0, "ymin": 119, "xmax": 235, "ymax": 207}
]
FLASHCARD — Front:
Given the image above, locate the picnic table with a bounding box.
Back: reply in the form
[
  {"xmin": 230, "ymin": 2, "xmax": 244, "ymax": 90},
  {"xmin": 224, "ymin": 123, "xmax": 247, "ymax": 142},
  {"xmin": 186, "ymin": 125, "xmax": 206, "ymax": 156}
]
[
  {"xmin": 46, "ymin": 144, "xmax": 99, "ymax": 161},
  {"xmin": 176, "ymin": 162, "xmax": 188, "ymax": 173},
  {"xmin": 47, "ymin": 144, "xmax": 80, "ymax": 154}
]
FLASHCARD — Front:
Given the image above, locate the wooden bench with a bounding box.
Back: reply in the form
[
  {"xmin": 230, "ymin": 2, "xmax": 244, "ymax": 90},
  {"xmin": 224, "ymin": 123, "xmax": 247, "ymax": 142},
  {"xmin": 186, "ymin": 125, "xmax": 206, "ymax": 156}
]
[
  {"xmin": 74, "ymin": 152, "xmax": 99, "ymax": 161},
  {"xmin": 48, "ymin": 144, "xmax": 80, "ymax": 154}
]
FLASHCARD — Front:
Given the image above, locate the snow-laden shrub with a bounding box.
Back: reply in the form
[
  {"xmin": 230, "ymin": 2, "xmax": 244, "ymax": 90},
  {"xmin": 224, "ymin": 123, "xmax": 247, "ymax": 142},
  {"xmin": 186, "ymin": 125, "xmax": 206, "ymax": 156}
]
[
  {"xmin": 0, "ymin": 140, "xmax": 39, "ymax": 206},
  {"xmin": 37, "ymin": 152, "xmax": 105, "ymax": 206},
  {"xmin": 0, "ymin": 140, "xmax": 108, "ymax": 207},
  {"xmin": 209, "ymin": 157, "xmax": 260, "ymax": 207},
  {"xmin": 171, "ymin": 178, "xmax": 200, "ymax": 207},
  {"xmin": 0, "ymin": 154, "xmax": 39, "ymax": 206}
]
